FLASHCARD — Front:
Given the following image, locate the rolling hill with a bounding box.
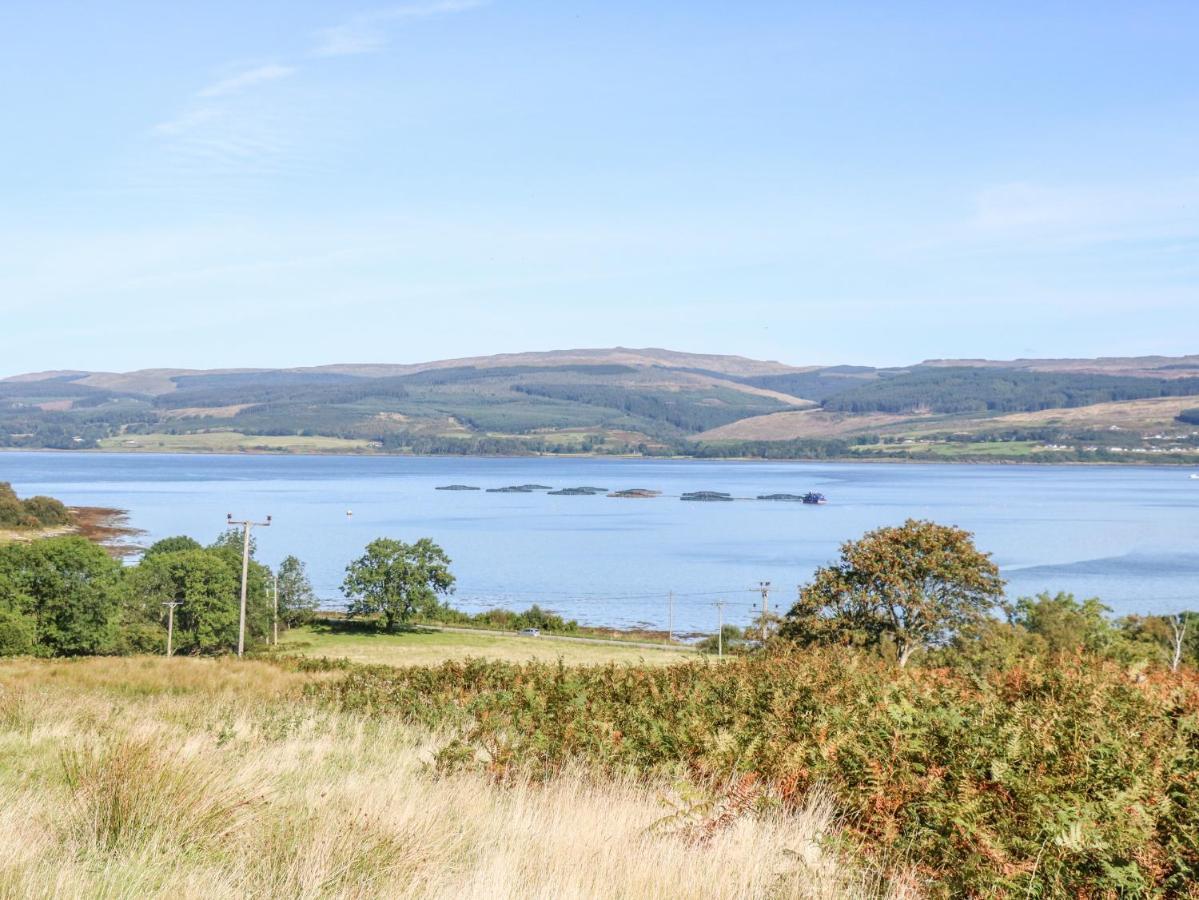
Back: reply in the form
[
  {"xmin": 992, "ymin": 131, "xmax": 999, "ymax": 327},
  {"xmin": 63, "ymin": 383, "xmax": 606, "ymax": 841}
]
[{"xmin": 3, "ymin": 349, "xmax": 1198, "ymax": 463}]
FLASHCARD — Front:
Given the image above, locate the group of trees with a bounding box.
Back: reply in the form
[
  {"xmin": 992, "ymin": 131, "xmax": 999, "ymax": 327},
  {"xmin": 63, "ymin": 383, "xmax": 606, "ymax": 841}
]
[
  {"xmin": 0, "ymin": 532, "xmax": 318, "ymax": 657},
  {"xmin": 0, "ymin": 482, "xmax": 71, "ymax": 529},
  {"xmin": 0, "ymin": 530, "xmax": 463, "ymax": 657},
  {"xmin": 3, "ymin": 516, "xmax": 1194, "ymax": 671},
  {"xmin": 776, "ymin": 519, "xmax": 1198, "ymax": 671}
]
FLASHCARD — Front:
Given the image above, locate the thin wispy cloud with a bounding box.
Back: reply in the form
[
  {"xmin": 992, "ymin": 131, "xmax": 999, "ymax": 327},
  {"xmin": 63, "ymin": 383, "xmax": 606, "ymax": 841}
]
[
  {"xmin": 314, "ymin": 0, "xmax": 487, "ymax": 57},
  {"xmin": 197, "ymin": 64, "xmax": 296, "ymax": 98},
  {"xmin": 151, "ymin": 64, "xmax": 299, "ymax": 173}
]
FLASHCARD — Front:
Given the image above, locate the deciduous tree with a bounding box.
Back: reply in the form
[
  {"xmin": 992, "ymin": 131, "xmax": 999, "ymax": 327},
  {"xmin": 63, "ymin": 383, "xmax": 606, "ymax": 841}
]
[
  {"xmin": 342, "ymin": 538, "xmax": 455, "ymax": 632},
  {"xmin": 780, "ymin": 519, "xmax": 1004, "ymax": 666}
]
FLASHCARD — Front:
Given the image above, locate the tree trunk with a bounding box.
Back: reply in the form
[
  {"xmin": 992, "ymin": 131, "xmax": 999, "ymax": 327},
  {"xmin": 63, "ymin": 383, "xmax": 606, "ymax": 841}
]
[
  {"xmin": 898, "ymin": 642, "xmax": 915, "ymax": 668},
  {"xmin": 1171, "ymin": 615, "xmax": 1186, "ymax": 673}
]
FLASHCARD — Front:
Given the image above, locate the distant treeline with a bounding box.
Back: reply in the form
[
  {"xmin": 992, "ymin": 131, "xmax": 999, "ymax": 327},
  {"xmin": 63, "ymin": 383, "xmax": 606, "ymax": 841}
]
[
  {"xmin": 822, "ymin": 367, "xmax": 1199, "ymax": 415},
  {"xmin": 689, "ymin": 438, "xmax": 856, "ymax": 459},
  {"xmin": 378, "ymin": 433, "xmax": 610, "ymax": 455}
]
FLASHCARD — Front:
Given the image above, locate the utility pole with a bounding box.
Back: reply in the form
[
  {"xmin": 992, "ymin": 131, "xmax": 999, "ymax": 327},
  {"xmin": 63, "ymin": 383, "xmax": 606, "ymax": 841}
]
[
  {"xmin": 667, "ymin": 591, "xmax": 674, "ymax": 644},
  {"xmin": 272, "ymin": 572, "xmax": 279, "ymax": 646},
  {"xmin": 758, "ymin": 581, "xmax": 771, "ymax": 639},
  {"xmin": 162, "ymin": 601, "xmax": 181, "ymax": 657},
  {"xmin": 714, "ymin": 599, "xmax": 727, "ymax": 659},
  {"xmin": 226, "ymin": 513, "xmax": 271, "ymax": 658}
]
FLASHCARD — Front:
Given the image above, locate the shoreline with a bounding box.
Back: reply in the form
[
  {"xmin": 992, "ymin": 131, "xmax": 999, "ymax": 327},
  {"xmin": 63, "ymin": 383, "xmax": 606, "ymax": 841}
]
[
  {"xmin": 0, "ymin": 505, "xmax": 143, "ymax": 557},
  {"xmin": 3, "ymin": 446, "xmax": 1197, "ymax": 469}
]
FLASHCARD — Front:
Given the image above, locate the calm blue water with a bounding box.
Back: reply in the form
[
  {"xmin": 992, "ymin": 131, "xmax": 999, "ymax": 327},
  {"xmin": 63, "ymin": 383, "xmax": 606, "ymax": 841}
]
[{"xmin": 3, "ymin": 452, "xmax": 1197, "ymax": 633}]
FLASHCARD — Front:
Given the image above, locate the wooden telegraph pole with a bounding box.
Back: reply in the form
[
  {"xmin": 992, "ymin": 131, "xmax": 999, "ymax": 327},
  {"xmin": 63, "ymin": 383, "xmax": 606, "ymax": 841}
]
[
  {"xmin": 162, "ymin": 601, "xmax": 181, "ymax": 657},
  {"xmin": 714, "ymin": 599, "xmax": 727, "ymax": 659},
  {"xmin": 226, "ymin": 513, "xmax": 271, "ymax": 657},
  {"xmin": 273, "ymin": 572, "xmax": 279, "ymax": 646}
]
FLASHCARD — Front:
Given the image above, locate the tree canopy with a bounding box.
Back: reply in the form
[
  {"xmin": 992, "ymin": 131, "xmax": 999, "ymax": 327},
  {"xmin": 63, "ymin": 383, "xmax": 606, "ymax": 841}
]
[
  {"xmin": 342, "ymin": 538, "xmax": 455, "ymax": 631},
  {"xmin": 0, "ymin": 536, "xmax": 121, "ymax": 655},
  {"xmin": 780, "ymin": 519, "xmax": 1004, "ymax": 666}
]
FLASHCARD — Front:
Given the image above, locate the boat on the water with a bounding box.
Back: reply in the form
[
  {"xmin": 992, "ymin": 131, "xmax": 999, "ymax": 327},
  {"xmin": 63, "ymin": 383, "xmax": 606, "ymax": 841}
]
[
  {"xmin": 1190, "ymin": 474, "xmax": 1199, "ymax": 480},
  {"xmin": 802, "ymin": 492, "xmax": 827, "ymax": 504}
]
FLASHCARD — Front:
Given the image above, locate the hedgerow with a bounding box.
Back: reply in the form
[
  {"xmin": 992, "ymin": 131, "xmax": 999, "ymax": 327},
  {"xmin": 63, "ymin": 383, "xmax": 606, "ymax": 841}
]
[{"xmin": 309, "ymin": 650, "xmax": 1199, "ymax": 897}]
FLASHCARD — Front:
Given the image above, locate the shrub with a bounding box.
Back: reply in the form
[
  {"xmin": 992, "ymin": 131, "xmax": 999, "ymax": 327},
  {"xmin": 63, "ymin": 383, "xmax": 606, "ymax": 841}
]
[
  {"xmin": 310, "ymin": 649, "xmax": 1199, "ymax": 897},
  {"xmin": 0, "ymin": 482, "xmax": 70, "ymax": 528},
  {"xmin": 0, "ymin": 609, "xmax": 37, "ymax": 656}
]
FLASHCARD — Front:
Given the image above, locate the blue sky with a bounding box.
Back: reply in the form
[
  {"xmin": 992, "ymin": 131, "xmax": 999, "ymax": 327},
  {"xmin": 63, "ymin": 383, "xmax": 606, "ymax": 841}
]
[{"xmin": 2, "ymin": 1, "xmax": 1197, "ymax": 375}]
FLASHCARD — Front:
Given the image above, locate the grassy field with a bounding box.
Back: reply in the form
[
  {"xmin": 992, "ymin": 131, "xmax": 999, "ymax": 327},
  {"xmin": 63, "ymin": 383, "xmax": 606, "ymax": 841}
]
[
  {"xmin": 276, "ymin": 622, "xmax": 694, "ymax": 667},
  {"xmin": 851, "ymin": 440, "xmax": 1055, "ymax": 459},
  {"xmin": 98, "ymin": 432, "xmax": 378, "ymax": 453},
  {"xmin": 0, "ymin": 656, "xmax": 890, "ymax": 899}
]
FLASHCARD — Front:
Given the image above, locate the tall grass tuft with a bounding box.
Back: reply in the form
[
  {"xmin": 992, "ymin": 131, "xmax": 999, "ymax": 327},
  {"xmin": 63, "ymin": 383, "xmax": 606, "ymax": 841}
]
[{"xmin": 60, "ymin": 735, "xmax": 265, "ymax": 852}]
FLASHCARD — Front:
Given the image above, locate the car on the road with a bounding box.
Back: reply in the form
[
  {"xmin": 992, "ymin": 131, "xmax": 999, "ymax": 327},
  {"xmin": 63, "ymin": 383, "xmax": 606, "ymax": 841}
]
[{"xmin": 519, "ymin": 628, "xmax": 541, "ymax": 637}]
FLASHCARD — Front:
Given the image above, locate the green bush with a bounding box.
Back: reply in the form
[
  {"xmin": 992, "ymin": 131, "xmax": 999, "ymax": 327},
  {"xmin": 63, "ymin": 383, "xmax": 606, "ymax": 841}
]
[
  {"xmin": 422, "ymin": 603, "xmax": 579, "ymax": 633},
  {"xmin": 0, "ymin": 482, "xmax": 71, "ymax": 528},
  {"xmin": 0, "ymin": 608, "xmax": 37, "ymax": 655}
]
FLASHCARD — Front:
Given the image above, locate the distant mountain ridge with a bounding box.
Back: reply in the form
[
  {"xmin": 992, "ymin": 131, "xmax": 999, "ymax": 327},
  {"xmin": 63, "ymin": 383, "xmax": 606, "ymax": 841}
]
[
  {"xmin": 3, "ymin": 348, "xmax": 1198, "ymax": 463},
  {"xmin": 4, "ymin": 348, "xmax": 802, "ymax": 396}
]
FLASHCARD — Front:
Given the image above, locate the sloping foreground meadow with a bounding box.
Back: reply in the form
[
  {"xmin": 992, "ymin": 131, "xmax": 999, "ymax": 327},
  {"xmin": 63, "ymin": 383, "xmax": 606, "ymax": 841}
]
[{"xmin": 0, "ymin": 656, "xmax": 900, "ymax": 900}]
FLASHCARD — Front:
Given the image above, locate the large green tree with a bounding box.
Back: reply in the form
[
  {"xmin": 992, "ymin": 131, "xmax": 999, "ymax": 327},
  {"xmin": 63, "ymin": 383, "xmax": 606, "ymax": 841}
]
[
  {"xmin": 125, "ymin": 549, "xmax": 240, "ymax": 654},
  {"xmin": 0, "ymin": 536, "xmax": 122, "ymax": 655},
  {"xmin": 780, "ymin": 519, "xmax": 1004, "ymax": 666},
  {"xmin": 342, "ymin": 538, "xmax": 455, "ymax": 631}
]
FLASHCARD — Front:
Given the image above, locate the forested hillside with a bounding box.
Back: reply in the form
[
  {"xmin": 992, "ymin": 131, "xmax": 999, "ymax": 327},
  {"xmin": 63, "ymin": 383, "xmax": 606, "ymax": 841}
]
[
  {"xmin": 3, "ymin": 349, "xmax": 1199, "ymax": 462},
  {"xmin": 822, "ymin": 367, "xmax": 1199, "ymax": 414}
]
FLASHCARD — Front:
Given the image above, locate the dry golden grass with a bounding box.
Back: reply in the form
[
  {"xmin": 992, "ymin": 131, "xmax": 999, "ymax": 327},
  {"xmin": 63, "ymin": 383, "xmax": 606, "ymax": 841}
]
[
  {"xmin": 975, "ymin": 394, "xmax": 1199, "ymax": 430},
  {"xmin": 0, "ymin": 657, "xmax": 904, "ymax": 899}
]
